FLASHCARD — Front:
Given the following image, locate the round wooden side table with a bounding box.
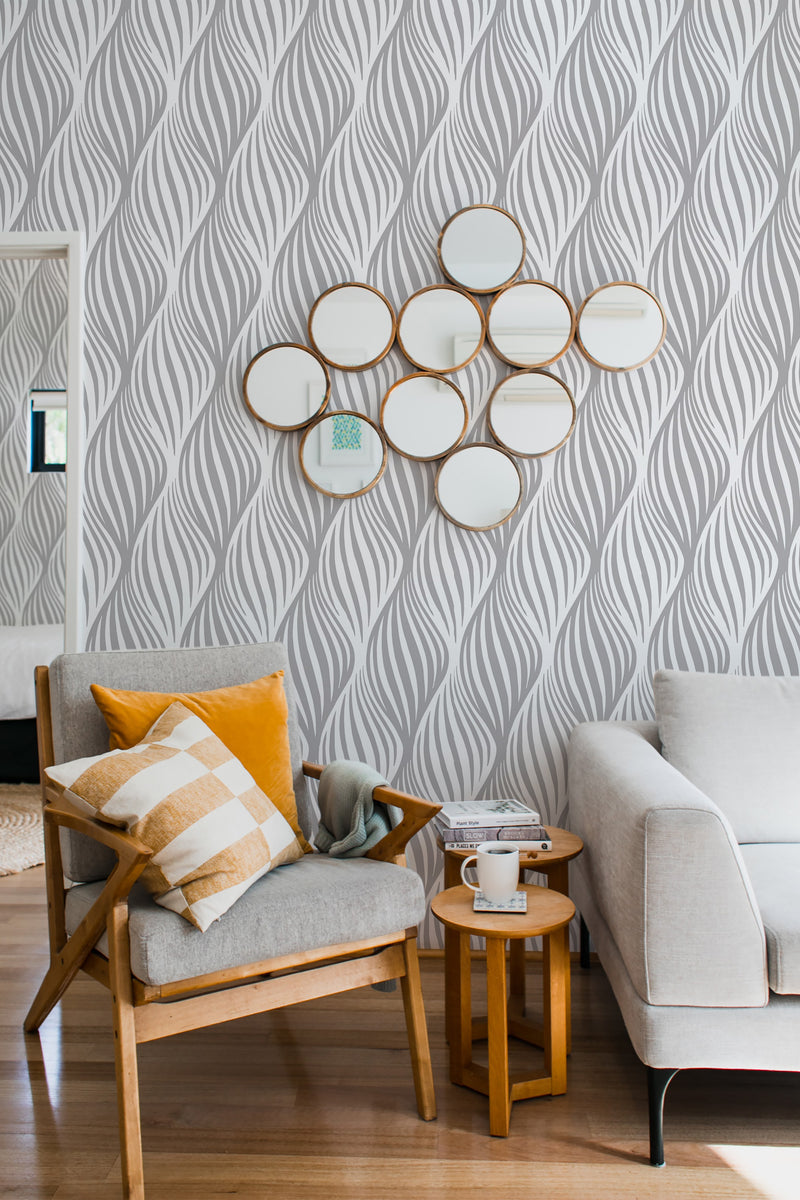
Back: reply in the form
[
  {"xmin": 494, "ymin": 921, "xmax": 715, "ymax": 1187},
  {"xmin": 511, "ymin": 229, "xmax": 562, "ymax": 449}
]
[
  {"xmin": 431, "ymin": 883, "xmax": 575, "ymax": 1137},
  {"xmin": 439, "ymin": 827, "xmax": 583, "ymax": 1049}
]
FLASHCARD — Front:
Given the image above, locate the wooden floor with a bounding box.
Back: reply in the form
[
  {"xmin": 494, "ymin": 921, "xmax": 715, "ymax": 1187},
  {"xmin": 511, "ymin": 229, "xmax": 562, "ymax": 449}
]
[{"xmin": 2, "ymin": 867, "xmax": 798, "ymax": 1199}]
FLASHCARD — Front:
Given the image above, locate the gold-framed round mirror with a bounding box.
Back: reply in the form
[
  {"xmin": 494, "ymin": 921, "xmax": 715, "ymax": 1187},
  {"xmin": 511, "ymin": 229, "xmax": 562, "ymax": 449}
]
[
  {"xmin": 576, "ymin": 281, "xmax": 666, "ymax": 370},
  {"xmin": 435, "ymin": 442, "xmax": 523, "ymax": 531},
  {"xmin": 486, "ymin": 280, "xmax": 575, "ymax": 368},
  {"xmin": 299, "ymin": 411, "xmax": 387, "ymax": 498},
  {"xmin": 396, "ymin": 285, "xmax": 484, "ymax": 373},
  {"xmin": 488, "ymin": 370, "xmax": 576, "ymax": 458},
  {"xmin": 307, "ymin": 282, "xmax": 396, "ymax": 370},
  {"xmin": 380, "ymin": 373, "xmax": 468, "ymax": 461},
  {"xmin": 243, "ymin": 342, "xmax": 330, "ymax": 430},
  {"xmin": 438, "ymin": 205, "xmax": 526, "ymax": 293}
]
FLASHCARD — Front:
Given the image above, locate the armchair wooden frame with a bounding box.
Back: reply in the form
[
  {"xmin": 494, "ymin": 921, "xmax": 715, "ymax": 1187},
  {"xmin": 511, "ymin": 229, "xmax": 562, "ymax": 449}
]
[{"xmin": 25, "ymin": 666, "xmax": 440, "ymax": 1200}]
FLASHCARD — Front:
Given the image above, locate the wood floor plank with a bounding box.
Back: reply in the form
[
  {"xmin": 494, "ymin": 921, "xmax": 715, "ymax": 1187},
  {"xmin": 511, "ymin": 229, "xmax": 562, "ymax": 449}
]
[{"xmin": 1, "ymin": 867, "xmax": 797, "ymax": 1199}]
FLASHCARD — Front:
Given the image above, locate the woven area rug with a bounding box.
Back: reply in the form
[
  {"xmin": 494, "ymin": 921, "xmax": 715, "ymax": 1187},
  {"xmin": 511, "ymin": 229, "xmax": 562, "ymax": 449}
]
[{"xmin": 0, "ymin": 784, "xmax": 44, "ymax": 875}]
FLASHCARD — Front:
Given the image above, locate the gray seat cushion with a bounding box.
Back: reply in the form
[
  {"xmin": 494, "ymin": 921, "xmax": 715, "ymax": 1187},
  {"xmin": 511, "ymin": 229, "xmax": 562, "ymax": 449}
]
[
  {"xmin": 65, "ymin": 853, "xmax": 425, "ymax": 986},
  {"xmin": 739, "ymin": 844, "xmax": 800, "ymax": 996}
]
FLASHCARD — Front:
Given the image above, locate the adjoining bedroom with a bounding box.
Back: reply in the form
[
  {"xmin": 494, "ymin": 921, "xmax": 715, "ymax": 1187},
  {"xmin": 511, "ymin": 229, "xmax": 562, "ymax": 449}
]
[{"xmin": 0, "ymin": 251, "xmax": 69, "ymax": 871}]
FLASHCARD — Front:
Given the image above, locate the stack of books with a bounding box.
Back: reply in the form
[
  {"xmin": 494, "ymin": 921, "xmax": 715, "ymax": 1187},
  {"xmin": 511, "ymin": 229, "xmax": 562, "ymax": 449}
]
[{"xmin": 435, "ymin": 797, "xmax": 551, "ymax": 851}]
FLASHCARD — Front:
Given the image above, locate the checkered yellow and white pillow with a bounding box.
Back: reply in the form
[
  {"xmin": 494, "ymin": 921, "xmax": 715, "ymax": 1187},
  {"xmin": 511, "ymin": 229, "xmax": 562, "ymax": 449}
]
[{"xmin": 45, "ymin": 701, "xmax": 304, "ymax": 931}]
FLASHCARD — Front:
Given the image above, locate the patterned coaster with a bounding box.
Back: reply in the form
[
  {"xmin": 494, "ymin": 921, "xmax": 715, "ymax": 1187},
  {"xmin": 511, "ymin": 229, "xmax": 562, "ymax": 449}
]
[{"xmin": 473, "ymin": 890, "xmax": 527, "ymax": 913}]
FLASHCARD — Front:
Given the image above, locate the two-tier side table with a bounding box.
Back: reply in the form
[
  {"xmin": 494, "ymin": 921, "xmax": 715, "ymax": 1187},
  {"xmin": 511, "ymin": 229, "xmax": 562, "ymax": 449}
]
[
  {"xmin": 431, "ymin": 882, "xmax": 576, "ymax": 1136},
  {"xmin": 439, "ymin": 827, "xmax": 583, "ymax": 1050}
]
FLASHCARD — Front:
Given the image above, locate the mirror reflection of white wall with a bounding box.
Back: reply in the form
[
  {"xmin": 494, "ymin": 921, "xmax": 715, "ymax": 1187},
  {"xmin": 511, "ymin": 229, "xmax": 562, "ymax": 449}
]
[
  {"xmin": 439, "ymin": 206, "xmax": 525, "ymax": 292},
  {"xmin": 381, "ymin": 373, "xmax": 467, "ymax": 460},
  {"xmin": 436, "ymin": 444, "xmax": 522, "ymax": 530},
  {"xmin": 244, "ymin": 343, "xmax": 329, "ymax": 429},
  {"xmin": 487, "ymin": 281, "xmax": 574, "ymax": 367},
  {"xmin": 577, "ymin": 283, "xmax": 666, "ymax": 370},
  {"xmin": 397, "ymin": 286, "xmax": 484, "ymax": 372},
  {"xmin": 308, "ymin": 284, "xmax": 394, "ymax": 369},
  {"xmin": 489, "ymin": 371, "xmax": 576, "ymax": 457},
  {"xmin": 300, "ymin": 412, "xmax": 385, "ymax": 497}
]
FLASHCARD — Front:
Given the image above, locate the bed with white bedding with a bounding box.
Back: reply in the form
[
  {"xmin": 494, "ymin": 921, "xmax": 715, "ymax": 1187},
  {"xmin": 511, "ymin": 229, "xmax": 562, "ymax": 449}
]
[{"xmin": 0, "ymin": 624, "xmax": 63, "ymax": 780}]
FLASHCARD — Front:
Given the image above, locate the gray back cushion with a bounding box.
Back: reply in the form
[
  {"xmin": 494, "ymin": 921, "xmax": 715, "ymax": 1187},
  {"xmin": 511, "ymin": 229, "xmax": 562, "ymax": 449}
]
[
  {"xmin": 48, "ymin": 643, "xmax": 313, "ymax": 881},
  {"xmin": 654, "ymin": 668, "xmax": 800, "ymax": 843}
]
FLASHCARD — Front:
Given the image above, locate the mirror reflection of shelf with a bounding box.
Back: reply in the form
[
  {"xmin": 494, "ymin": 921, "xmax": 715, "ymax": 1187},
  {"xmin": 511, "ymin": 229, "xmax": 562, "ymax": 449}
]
[
  {"xmin": 581, "ymin": 302, "xmax": 647, "ymax": 318},
  {"xmin": 489, "ymin": 330, "xmax": 568, "ymax": 360}
]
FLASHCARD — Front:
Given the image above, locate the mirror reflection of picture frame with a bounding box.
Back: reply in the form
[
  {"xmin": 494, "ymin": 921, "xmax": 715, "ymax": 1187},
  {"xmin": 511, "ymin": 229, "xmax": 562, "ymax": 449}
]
[{"xmin": 318, "ymin": 412, "xmax": 373, "ymax": 467}]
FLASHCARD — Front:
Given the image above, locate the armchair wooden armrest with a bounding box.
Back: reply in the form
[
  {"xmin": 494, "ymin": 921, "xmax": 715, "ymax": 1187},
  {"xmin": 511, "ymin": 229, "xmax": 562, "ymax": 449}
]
[
  {"xmin": 24, "ymin": 793, "xmax": 152, "ymax": 1034},
  {"xmin": 302, "ymin": 761, "xmax": 441, "ymax": 863},
  {"xmin": 43, "ymin": 788, "xmax": 153, "ymax": 863}
]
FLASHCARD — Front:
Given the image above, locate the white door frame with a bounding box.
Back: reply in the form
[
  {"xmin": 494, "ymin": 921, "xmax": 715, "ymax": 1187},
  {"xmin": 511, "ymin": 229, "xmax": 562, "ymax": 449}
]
[{"xmin": 0, "ymin": 231, "xmax": 85, "ymax": 651}]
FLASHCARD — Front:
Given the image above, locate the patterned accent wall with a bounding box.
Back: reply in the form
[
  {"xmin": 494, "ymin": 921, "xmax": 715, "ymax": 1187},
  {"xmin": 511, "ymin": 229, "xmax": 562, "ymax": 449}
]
[
  {"xmin": 0, "ymin": 257, "xmax": 67, "ymax": 624},
  {"xmin": 2, "ymin": 2, "xmax": 799, "ymax": 943}
]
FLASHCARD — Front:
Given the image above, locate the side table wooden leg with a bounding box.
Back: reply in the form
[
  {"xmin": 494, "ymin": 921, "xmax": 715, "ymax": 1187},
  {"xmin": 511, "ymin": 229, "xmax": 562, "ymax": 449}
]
[
  {"xmin": 486, "ymin": 936, "xmax": 511, "ymax": 1136},
  {"xmin": 444, "ymin": 926, "xmax": 459, "ymax": 1048},
  {"xmin": 508, "ymin": 937, "xmax": 526, "ymax": 1020},
  {"xmin": 542, "ymin": 861, "xmax": 572, "ymax": 1054},
  {"xmin": 449, "ymin": 931, "xmax": 472, "ymax": 1086},
  {"xmin": 543, "ymin": 926, "xmax": 568, "ymax": 1095},
  {"xmin": 443, "ymin": 853, "xmax": 462, "ymax": 1048}
]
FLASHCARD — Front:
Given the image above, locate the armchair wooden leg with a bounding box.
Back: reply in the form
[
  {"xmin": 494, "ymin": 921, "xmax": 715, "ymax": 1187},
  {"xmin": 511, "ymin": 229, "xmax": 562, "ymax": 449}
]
[
  {"xmin": 399, "ymin": 937, "xmax": 437, "ymax": 1121},
  {"xmin": 24, "ymin": 955, "xmax": 75, "ymax": 1034},
  {"xmin": 647, "ymin": 1065, "xmax": 679, "ymax": 1167},
  {"xmin": 108, "ymin": 904, "xmax": 145, "ymax": 1200}
]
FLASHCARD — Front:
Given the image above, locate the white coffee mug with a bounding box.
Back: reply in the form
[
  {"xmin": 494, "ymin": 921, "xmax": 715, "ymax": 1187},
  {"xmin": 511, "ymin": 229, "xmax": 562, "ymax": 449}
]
[{"xmin": 460, "ymin": 842, "xmax": 520, "ymax": 903}]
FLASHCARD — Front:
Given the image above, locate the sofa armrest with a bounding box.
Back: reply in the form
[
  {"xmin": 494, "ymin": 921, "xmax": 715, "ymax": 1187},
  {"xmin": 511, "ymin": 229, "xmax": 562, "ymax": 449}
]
[{"xmin": 568, "ymin": 722, "xmax": 767, "ymax": 1007}]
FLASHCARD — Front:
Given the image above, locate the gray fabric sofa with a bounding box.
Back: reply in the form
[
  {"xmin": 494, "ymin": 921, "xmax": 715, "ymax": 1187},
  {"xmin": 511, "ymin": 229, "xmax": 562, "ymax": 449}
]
[{"xmin": 567, "ymin": 669, "xmax": 800, "ymax": 1164}]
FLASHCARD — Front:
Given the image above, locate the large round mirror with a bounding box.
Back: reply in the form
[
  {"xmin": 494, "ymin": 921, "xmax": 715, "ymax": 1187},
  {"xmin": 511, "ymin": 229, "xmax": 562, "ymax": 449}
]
[
  {"xmin": 299, "ymin": 411, "xmax": 387, "ymax": 498},
  {"xmin": 308, "ymin": 283, "xmax": 395, "ymax": 370},
  {"xmin": 243, "ymin": 343, "xmax": 330, "ymax": 430},
  {"xmin": 487, "ymin": 280, "xmax": 575, "ymax": 367},
  {"xmin": 435, "ymin": 443, "xmax": 523, "ymax": 531},
  {"xmin": 576, "ymin": 282, "xmax": 666, "ymax": 370},
  {"xmin": 396, "ymin": 285, "xmax": 484, "ymax": 373},
  {"xmin": 438, "ymin": 205, "xmax": 526, "ymax": 293},
  {"xmin": 488, "ymin": 370, "xmax": 576, "ymax": 458},
  {"xmin": 380, "ymin": 373, "xmax": 468, "ymax": 461}
]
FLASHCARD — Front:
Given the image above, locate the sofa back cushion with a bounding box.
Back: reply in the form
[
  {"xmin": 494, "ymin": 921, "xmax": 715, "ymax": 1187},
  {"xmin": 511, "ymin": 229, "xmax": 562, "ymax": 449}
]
[{"xmin": 654, "ymin": 669, "xmax": 800, "ymax": 843}]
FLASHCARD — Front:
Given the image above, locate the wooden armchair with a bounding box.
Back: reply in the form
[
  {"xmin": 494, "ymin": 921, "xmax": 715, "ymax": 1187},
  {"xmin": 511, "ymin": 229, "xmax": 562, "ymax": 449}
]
[{"xmin": 24, "ymin": 644, "xmax": 440, "ymax": 1200}]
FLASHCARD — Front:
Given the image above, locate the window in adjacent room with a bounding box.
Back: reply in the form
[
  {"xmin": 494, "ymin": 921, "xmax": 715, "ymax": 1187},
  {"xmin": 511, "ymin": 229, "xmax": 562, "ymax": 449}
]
[{"xmin": 30, "ymin": 389, "xmax": 67, "ymax": 472}]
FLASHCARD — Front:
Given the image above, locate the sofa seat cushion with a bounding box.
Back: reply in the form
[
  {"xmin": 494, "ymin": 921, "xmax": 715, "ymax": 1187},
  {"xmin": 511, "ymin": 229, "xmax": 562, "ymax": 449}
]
[
  {"xmin": 739, "ymin": 844, "xmax": 800, "ymax": 995},
  {"xmin": 65, "ymin": 853, "xmax": 426, "ymax": 986}
]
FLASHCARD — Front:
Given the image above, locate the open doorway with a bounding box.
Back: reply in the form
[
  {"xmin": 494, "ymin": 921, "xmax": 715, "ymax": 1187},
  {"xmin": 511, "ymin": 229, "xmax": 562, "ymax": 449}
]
[{"xmin": 0, "ymin": 232, "xmax": 83, "ymax": 782}]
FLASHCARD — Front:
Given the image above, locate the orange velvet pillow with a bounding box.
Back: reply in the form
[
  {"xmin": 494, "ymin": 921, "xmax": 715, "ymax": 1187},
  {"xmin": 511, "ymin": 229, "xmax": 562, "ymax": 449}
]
[{"xmin": 90, "ymin": 672, "xmax": 310, "ymax": 852}]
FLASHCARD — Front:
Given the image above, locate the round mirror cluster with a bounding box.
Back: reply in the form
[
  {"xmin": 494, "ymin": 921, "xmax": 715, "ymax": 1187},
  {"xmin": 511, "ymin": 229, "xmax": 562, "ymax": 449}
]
[{"xmin": 243, "ymin": 205, "xmax": 666, "ymax": 531}]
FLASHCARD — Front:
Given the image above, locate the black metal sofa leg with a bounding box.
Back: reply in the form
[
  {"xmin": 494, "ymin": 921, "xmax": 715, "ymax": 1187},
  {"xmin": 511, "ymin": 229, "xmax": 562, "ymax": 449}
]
[
  {"xmin": 579, "ymin": 916, "xmax": 591, "ymax": 968},
  {"xmin": 647, "ymin": 1066, "xmax": 679, "ymax": 1166}
]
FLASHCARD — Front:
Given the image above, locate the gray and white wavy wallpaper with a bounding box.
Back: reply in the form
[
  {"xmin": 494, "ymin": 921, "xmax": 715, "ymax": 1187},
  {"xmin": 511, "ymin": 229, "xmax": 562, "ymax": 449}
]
[
  {"xmin": 3, "ymin": 1, "xmax": 800, "ymax": 943},
  {"xmin": 0, "ymin": 257, "xmax": 67, "ymax": 624}
]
